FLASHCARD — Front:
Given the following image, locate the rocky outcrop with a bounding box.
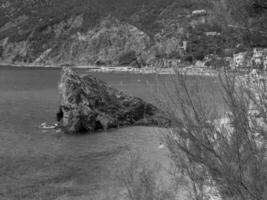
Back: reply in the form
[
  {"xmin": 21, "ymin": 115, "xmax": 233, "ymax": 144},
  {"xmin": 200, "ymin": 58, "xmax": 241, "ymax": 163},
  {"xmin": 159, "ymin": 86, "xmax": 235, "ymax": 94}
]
[{"xmin": 57, "ymin": 68, "xmax": 170, "ymax": 133}]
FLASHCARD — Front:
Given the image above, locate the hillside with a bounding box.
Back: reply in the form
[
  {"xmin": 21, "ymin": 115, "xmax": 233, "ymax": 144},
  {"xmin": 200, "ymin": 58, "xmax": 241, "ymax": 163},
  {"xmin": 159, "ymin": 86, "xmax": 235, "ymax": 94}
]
[{"xmin": 0, "ymin": 0, "xmax": 266, "ymax": 66}]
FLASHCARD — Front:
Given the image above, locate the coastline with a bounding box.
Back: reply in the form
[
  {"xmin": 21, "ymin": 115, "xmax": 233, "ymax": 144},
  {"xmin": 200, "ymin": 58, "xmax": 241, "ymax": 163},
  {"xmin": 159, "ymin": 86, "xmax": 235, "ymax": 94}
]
[{"xmin": 0, "ymin": 63, "xmax": 219, "ymax": 77}]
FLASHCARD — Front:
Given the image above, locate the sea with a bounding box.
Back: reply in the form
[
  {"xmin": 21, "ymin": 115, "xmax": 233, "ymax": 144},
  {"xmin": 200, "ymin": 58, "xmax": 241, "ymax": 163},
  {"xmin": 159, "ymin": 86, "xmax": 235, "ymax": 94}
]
[{"xmin": 0, "ymin": 66, "xmax": 223, "ymax": 199}]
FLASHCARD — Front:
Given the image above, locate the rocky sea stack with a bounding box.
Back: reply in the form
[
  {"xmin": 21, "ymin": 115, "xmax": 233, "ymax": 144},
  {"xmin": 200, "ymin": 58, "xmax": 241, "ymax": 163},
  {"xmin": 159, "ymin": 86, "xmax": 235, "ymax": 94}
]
[{"xmin": 57, "ymin": 68, "xmax": 170, "ymax": 133}]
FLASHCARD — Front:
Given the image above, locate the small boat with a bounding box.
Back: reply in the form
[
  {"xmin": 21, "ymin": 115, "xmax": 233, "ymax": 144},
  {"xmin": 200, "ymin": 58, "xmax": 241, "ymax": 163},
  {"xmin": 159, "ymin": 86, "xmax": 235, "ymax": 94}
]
[{"xmin": 39, "ymin": 122, "xmax": 58, "ymax": 129}]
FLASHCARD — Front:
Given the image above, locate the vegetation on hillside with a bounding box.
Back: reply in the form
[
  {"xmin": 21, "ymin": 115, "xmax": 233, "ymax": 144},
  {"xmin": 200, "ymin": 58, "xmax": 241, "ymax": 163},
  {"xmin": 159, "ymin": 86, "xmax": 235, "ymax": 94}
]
[{"xmin": 0, "ymin": 0, "xmax": 266, "ymax": 65}]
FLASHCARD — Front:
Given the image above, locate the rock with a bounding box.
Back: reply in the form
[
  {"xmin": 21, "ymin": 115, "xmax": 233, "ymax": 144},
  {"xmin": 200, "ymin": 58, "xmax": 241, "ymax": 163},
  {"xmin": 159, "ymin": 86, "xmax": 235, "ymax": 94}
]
[{"xmin": 57, "ymin": 68, "xmax": 170, "ymax": 133}]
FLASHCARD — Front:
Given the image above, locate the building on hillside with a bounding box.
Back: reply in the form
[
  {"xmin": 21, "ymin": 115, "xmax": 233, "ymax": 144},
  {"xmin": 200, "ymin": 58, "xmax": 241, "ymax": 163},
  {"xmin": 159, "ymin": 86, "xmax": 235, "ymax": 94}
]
[
  {"xmin": 251, "ymin": 48, "xmax": 267, "ymax": 67},
  {"xmin": 192, "ymin": 10, "xmax": 207, "ymax": 15},
  {"xmin": 190, "ymin": 9, "xmax": 207, "ymax": 28},
  {"xmin": 263, "ymin": 56, "xmax": 267, "ymax": 69},
  {"xmin": 232, "ymin": 52, "xmax": 247, "ymax": 69},
  {"xmin": 182, "ymin": 41, "xmax": 187, "ymax": 51},
  {"xmin": 252, "ymin": 48, "xmax": 264, "ymax": 65},
  {"xmin": 231, "ymin": 48, "xmax": 267, "ymax": 70},
  {"xmin": 205, "ymin": 32, "xmax": 221, "ymax": 36}
]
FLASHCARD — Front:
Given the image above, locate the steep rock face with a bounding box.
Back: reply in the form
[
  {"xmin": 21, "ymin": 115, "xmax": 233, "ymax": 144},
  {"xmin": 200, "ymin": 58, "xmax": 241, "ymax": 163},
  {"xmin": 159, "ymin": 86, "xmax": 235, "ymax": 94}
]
[
  {"xmin": 0, "ymin": 0, "xmax": 174, "ymax": 66},
  {"xmin": 0, "ymin": 14, "xmax": 150, "ymax": 66},
  {"xmin": 54, "ymin": 17, "xmax": 150, "ymax": 66},
  {"xmin": 57, "ymin": 68, "xmax": 170, "ymax": 133}
]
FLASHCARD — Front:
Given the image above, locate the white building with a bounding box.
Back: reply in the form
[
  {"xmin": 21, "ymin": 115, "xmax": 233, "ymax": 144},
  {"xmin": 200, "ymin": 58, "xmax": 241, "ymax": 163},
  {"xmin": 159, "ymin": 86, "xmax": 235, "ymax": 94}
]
[
  {"xmin": 232, "ymin": 48, "xmax": 267, "ymax": 70},
  {"xmin": 233, "ymin": 52, "xmax": 247, "ymax": 68},
  {"xmin": 205, "ymin": 32, "xmax": 221, "ymax": 36},
  {"xmin": 182, "ymin": 41, "xmax": 187, "ymax": 51},
  {"xmin": 251, "ymin": 48, "xmax": 267, "ymax": 66},
  {"xmin": 253, "ymin": 48, "xmax": 264, "ymax": 65},
  {"xmin": 264, "ymin": 56, "xmax": 267, "ymax": 70},
  {"xmin": 190, "ymin": 9, "xmax": 207, "ymax": 28},
  {"xmin": 192, "ymin": 10, "xmax": 207, "ymax": 15}
]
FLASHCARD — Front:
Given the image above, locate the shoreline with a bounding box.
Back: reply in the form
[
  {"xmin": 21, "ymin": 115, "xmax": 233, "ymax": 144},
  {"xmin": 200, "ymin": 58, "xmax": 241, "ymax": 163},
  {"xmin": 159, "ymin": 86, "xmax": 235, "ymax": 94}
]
[{"xmin": 0, "ymin": 63, "xmax": 219, "ymax": 77}]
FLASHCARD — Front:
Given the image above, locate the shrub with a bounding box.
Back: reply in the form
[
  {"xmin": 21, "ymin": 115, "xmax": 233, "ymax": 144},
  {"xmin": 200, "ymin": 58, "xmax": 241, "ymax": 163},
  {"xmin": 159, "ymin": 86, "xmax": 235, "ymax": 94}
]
[
  {"xmin": 0, "ymin": 46, "xmax": 3, "ymax": 57},
  {"xmin": 167, "ymin": 50, "xmax": 181, "ymax": 60},
  {"xmin": 205, "ymin": 57, "xmax": 227, "ymax": 69},
  {"xmin": 159, "ymin": 70, "xmax": 267, "ymax": 200},
  {"xmin": 182, "ymin": 55, "xmax": 193, "ymax": 63},
  {"xmin": 118, "ymin": 51, "xmax": 137, "ymax": 66},
  {"xmin": 194, "ymin": 53, "xmax": 205, "ymax": 61}
]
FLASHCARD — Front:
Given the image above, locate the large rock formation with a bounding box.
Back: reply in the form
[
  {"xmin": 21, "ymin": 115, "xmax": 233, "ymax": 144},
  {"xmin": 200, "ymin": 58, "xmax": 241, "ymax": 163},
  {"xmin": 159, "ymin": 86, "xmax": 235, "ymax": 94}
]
[{"xmin": 57, "ymin": 68, "xmax": 170, "ymax": 133}]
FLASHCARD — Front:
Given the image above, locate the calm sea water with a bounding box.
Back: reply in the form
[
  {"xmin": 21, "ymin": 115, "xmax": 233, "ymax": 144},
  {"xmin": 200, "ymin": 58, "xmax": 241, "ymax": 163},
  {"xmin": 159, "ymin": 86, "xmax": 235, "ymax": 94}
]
[{"xmin": 0, "ymin": 67, "xmax": 223, "ymax": 199}]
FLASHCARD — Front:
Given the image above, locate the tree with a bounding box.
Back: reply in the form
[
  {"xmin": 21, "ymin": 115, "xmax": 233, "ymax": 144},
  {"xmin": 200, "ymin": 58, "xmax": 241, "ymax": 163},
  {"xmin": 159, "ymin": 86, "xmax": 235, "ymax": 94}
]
[
  {"xmin": 210, "ymin": 0, "xmax": 267, "ymax": 48},
  {"xmin": 160, "ymin": 70, "xmax": 267, "ymax": 200}
]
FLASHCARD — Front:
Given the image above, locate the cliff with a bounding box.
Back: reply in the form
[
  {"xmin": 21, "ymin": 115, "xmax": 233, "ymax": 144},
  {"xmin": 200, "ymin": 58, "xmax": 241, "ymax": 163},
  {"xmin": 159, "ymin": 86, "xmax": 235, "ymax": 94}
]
[
  {"xmin": 0, "ymin": 0, "xmax": 212, "ymax": 66},
  {"xmin": 0, "ymin": 0, "xmax": 170, "ymax": 65}
]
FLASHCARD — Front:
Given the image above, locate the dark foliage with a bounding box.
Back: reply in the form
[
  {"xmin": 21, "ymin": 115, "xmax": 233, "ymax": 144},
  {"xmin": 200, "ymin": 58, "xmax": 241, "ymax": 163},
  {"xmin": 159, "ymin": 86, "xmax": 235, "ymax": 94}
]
[{"xmin": 118, "ymin": 51, "xmax": 137, "ymax": 66}]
